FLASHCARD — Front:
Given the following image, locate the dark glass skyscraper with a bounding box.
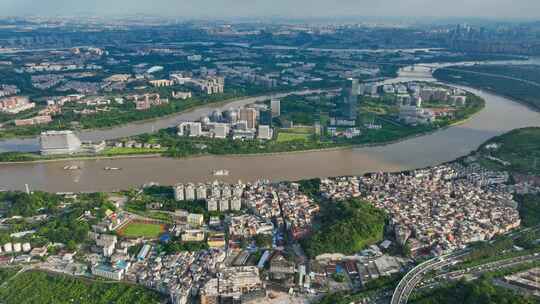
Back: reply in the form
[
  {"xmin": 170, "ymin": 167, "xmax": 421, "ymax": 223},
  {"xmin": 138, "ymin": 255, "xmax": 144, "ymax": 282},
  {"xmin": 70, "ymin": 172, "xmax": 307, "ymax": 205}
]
[
  {"xmin": 259, "ymin": 110, "xmax": 272, "ymax": 126},
  {"xmin": 344, "ymin": 78, "xmax": 359, "ymax": 121}
]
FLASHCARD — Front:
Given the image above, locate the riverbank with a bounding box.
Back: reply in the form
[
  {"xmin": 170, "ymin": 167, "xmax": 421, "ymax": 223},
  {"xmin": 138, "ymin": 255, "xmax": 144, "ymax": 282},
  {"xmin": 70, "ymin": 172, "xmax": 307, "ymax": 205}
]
[
  {"xmin": 0, "ymin": 153, "xmax": 163, "ymax": 165},
  {"xmin": 433, "ymin": 65, "xmax": 540, "ymax": 112},
  {"xmin": 0, "ymin": 89, "xmax": 333, "ymax": 154},
  {"xmin": 0, "ymin": 65, "xmax": 539, "ymax": 192},
  {"xmin": 0, "ymin": 99, "xmax": 483, "ymax": 165},
  {"xmin": 0, "ymin": 87, "xmax": 336, "ymax": 141}
]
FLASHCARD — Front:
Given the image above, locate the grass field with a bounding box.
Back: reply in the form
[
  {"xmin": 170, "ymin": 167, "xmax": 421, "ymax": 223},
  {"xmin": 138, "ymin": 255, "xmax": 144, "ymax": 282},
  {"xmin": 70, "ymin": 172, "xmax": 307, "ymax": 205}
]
[
  {"xmin": 276, "ymin": 127, "xmax": 313, "ymax": 143},
  {"xmin": 285, "ymin": 126, "xmax": 314, "ymax": 134},
  {"xmin": 276, "ymin": 132, "xmax": 311, "ymax": 142},
  {"xmin": 100, "ymin": 147, "xmax": 167, "ymax": 156},
  {"xmin": 117, "ymin": 221, "xmax": 165, "ymax": 238}
]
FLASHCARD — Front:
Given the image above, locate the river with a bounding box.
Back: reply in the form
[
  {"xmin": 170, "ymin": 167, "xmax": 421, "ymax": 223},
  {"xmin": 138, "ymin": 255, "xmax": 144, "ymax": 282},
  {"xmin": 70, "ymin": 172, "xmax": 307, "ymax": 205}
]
[{"xmin": 0, "ymin": 64, "xmax": 539, "ymax": 192}]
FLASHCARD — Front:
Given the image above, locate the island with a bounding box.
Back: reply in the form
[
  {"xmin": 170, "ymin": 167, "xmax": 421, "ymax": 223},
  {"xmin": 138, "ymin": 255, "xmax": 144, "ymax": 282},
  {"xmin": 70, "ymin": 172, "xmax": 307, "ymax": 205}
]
[{"xmin": 0, "ymin": 80, "xmax": 485, "ymax": 162}]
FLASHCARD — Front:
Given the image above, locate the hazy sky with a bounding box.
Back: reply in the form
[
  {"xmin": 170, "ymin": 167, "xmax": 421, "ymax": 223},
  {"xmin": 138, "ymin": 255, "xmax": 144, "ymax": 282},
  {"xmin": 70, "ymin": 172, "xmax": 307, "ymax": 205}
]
[{"xmin": 1, "ymin": 0, "xmax": 539, "ymax": 19}]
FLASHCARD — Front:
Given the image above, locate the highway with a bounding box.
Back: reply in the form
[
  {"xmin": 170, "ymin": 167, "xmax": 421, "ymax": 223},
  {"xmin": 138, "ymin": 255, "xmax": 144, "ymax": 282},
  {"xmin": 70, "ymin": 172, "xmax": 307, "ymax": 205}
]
[
  {"xmin": 390, "ymin": 251, "xmax": 469, "ymax": 304},
  {"xmin": 390, "ymin": 225, "xmax": 540, "ymax": 304},
  {"xmin": 436, "ymin": 253, "xmax": 540, "ymax": 281}
]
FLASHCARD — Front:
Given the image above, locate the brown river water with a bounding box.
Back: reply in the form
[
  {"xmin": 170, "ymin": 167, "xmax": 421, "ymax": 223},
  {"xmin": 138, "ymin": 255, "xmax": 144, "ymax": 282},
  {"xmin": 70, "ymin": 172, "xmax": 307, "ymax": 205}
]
[{"xmin": 0, "ymin": 65, "xmax": 539, "ymax": 192}]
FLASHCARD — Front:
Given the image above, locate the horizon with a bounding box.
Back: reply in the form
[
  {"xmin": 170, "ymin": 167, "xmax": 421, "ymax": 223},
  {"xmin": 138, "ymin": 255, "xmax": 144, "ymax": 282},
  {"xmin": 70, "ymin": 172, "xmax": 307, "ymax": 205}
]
[{"xmin": 0, "ymin": 0, "xmax": 539, "ymax": 20}]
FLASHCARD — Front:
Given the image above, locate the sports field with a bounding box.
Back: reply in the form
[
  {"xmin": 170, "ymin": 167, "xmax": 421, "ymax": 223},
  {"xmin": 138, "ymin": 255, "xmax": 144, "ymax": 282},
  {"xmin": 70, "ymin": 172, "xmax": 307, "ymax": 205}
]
[
  {"xmin": 117, "ymin": 221, "xmax": 165, "ymax": 238},
  {"xmin": 276, "ymin": 128, "xmax": 314, "ymax": 143},
  {"xmin": 276, "ymin": 132, "xmax": 310, "ymax": 142}
]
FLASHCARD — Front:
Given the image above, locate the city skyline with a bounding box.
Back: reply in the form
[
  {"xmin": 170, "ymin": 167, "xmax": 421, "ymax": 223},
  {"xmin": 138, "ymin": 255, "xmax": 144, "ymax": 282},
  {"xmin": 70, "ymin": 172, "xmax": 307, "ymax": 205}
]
[{"xmin": 1, "ymin": 0, "xmax": 540, "ymax": 19}]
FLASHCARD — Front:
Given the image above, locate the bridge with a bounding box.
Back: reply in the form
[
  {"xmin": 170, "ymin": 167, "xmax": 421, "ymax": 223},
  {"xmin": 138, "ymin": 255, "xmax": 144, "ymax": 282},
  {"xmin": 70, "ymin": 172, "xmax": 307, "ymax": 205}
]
[{"xmin": 391, "ymin": 225, "xmax": 540, "ymax": 304}]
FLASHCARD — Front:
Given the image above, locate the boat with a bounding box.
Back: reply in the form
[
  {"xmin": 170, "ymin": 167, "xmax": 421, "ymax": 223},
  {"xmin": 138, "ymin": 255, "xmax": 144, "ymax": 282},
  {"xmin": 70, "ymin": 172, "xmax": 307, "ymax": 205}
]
[
  {"xmin": 63, "ymin": 165, "xmax": 80, "ymax": 171},
  {"xmin": 104, "ymin": 167, "xmax": 122, "ymax": 171},
  {"xmin": 212, "ymin": 169, "xmax": 230, "ymax": 176}
]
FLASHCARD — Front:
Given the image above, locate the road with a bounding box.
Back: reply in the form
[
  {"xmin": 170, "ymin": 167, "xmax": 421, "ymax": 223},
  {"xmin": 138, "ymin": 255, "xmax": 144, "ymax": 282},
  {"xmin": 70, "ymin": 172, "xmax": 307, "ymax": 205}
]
[
  {"xmin": 435, "ymin": 253, "xmax": 540, "ymax": 281},
  {"xmin": 437, "ymin": 66, "xmax": 540, "ymax": 88},
  {"xmin": 391, "ymin": 225, "xmax": 540, "ymax": 304},
  {"xmin": 390, "ymin": 251, "xmax": 469, "ymax": 304}
]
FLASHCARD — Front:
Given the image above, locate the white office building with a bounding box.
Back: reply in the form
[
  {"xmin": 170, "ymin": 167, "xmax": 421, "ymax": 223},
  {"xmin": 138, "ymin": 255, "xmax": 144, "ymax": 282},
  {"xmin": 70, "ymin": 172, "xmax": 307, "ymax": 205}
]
[
  {"xmin": 196, "ymin": 184, "xmax": 207, "ymax": 200},
  {"xmin": 96, "ymin": 234, "xmax": 117, "ymax": 257},
  {"xmin": 177, "ymin": 122, "xmax": 203, "ymax": 137},
  {"xmin": 211, "ymin": 183, "xmax": 221, "ymax": 198},
  {"xmin": 210, "ymin": 123, "xmax": 229, "ymax": 139},
  {"xmin": 207, "ymin": 198, "xmax": 218, "ymax": 212},
  {"xmin": 271, "ymin": 99, "xmax": 281, "ymax": 117},
  {"xmin": 185, "ymin": 184, "xmax": 196, "ymax": 201},
  {"xmin": 219, "ymin": 199, "xmax": 229, "ymax": 212},
  {"xmin": 230, "ymin": 197, "xmax": 242, "ymax": 211},
  {"xmin": 174, "ymin": 184, "xmax": 185, "ymax": 201},
  {"xmin": 233, "ymin": 184, "xmax": 244, "ymax": 197},
  {"xmin": 221, "ymin": 185, "xmax": 232, "ymax": 198},
  {"xmin": 40, "ymin": 130, "xmax": 82, "ymax": 155},
  {"xmin": 92, "ymin": 264, "xmax": 125, "ymax": 281},
  {"xmin": 257, "ymin": 125, "xmax": 273, "ymax": 140}
]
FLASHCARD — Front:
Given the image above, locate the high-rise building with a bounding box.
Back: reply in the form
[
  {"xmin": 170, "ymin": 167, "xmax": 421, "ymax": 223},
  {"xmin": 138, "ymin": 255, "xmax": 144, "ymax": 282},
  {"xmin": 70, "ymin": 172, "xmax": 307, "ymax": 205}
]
[
  {"xmin": 259, "ymin": 110, "xmax": 272, "ymax": 126},
  {"xmin": 40, "ymin": 130, "xmax": 82, "ymax": 155},
  {"xmin": 233, "ymin": 183, "xmax": 244, "ymax": 197},
  {"xmin": 239, "ymin": 108, "xmax": 258, "ymax": 129},
  {"xmin": 345, "ymin": 78, "xmax": 359, "ymax": 121},
  {"xmin": 219, "ymin": 199, "xmax": 229, "ymax": 212},
  {"xmin": 221, "ymin": 185, "xmax": 232, "ymax": 198},
  {"xmin": 185, "ymin": 184, "xmax": 196, "ymax": 201},
  {"xmin": 207, "ymin": 198, "xmax": 218, "ymax": 212},
  {"xmin": 196, "ymin": 184, "xmax": 207, "ymax": 200},
  {"xmin": 211, "ymin": 183, "xmax": 221, "ymax": 198},
  {"xmin": 174, "ymin": 184, "xmax": 185, "ymax": 201},
  {"xmin": 271, "ymin": 99, "xmax": 281, "ymax": 117},
  {"xmin": 230, "ymin": 197, "xmax": 242, "ymax": 211}
]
